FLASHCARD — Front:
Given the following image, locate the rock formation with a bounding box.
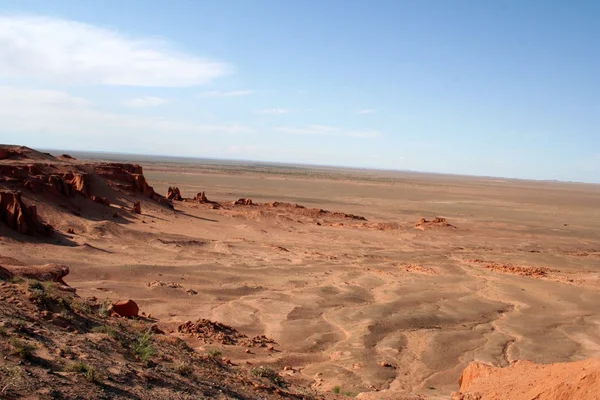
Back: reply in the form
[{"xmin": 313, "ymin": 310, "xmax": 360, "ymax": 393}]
[
  {"xmin": 453, "ymin": 358, "xmax": 600, "ymax": 400},
  {"xmin": 194, "ymin": 191, "xmax": 208, "ymax": 203},
  {"xmin": 2, "ymin": 263, "xmax": 70, "ymax": 285},
  {"xmin": 166, "ymin": 186, "xmax": 183, "ymax": 201},
  {"xmin": 95, "ymin": 163, "xmax": 173, "ymax": 209},
  {"xmin": 133, "ymin": 201, "xmax": 142, "ymax": 214},
  {"xmin": 91, "ymin": 195, "xmax": 110, "ymax": 206},
  {"xmin": 0, "ymin": 190, "xmax": 53, "ymax": 236},
  {"xmin": 415, "ymin": 217, "xmax": 455, "ymax": 229},
  {"xmin": 234, "ymin": 198, "xmax": 253, "ymax": 206}
]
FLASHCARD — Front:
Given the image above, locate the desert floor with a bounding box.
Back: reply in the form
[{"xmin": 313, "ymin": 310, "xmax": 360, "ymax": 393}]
[{"xmin": 5, "ymin": 160, "xmax": 600, "ymax": 398}]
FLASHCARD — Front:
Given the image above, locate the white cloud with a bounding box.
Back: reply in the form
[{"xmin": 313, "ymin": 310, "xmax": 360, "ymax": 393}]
[
  {"xmin": 0, "ymin": 86, "xmax": 251, "ymax": 136},
  {"xmin": 0, "ymin": 15, "xmax": 231, "ymax": 87},
  {"xmin": 277, "ymin": 125, "xmax": 382, "ymax": 138},
  {"xmin": 357, "ymin": 109, "xmax": 376, "ymax": 114},
  {"xmin": 122, "ymin": 96, "xmax": 170, "ymax": 108},
  {"xmin": 256, "ymin": 108, "xmax": 290, "ymax": 115},
  {"xmin": 200, "ymin": 90, "xmax": 253, "ymax": 97}
]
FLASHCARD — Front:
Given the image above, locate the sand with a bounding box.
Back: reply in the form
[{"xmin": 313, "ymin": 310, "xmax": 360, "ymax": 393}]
[{"xmin": 2, "ymin": 156, "xmax": 600, "ymax": 398}]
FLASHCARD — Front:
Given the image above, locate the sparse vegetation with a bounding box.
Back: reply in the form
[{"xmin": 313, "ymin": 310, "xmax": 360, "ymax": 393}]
[
  {"xmin": 0, "ymin": 365, "xmax": 23, "ymax": 395},
  {"xmin": 174, "ymin": 361, "xmax": 193, "ymax": 376},
  {"xmin": 205, "ymin": 348, "xmax": 222, "ymax": 358},
  {"xmin": 250, "ymin": 366, "xmax": 288, "ymax": 388},
  {"xmin": 98, "ymin": 300, "xmax": 112, "ymax": 318},
  {"xmin": 8, "ymin": 276, "xmax": 24, "ymax": 284},
  {"xmin": 65, "ymin": 362, "xmax": 97, "ymax": 383},
  {"xmin": 332, "ymin": 385, "xmax": 356, "ymax": 397},
  {"xmin": 9, "ymin": 337, "xmax": 35, "ymax": 359},
  {"xmin": 90, "ymin": 324, "xmax": 117, "ymax": 338},
  {"xmin": 131, "ymin": 332, "xmax": 155, "ymax": 362}
]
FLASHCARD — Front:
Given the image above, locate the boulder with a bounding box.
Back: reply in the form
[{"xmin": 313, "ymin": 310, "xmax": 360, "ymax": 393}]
[
  {"xmin": 112, "ymin": 299, "xmax": 139, "ymax": 317},
  {"xmin": 133, "ymin": 201, "xmax": 142, "ymax": 214}
]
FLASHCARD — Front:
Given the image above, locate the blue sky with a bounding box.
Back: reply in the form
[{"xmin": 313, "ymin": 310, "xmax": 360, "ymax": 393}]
[{"xmin": 0, "ymin": 1, "xmax": 598, "ymax": 182}]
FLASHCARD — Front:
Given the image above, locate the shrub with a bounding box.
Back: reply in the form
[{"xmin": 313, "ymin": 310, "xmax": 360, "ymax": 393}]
[
  {"xmin": 0, "ymin": 366, "xmax": 23, "ymax": 395},
  {"xmin": 90, "ymin": 325, "xmax": 117, "ymax": 338},
  {"xmin": 174, "ymin": 361, "xmax": 193, "ymax": 376},
  {"xmin": 9, "ymin": 337, "xmax": 35, "ymax": 359},
  {"xmin": 250, "ymin": 366, "xmax": 287, "ymax": 388},
  {"xmin": 65, "ymin": 362, "xmax": 97, "ymax": 382},
  {"xmin": 205, "ymin": 348, "xmax": 222, "ymax": 358},
  {"xmin": 131, "ymin": 332, "xmax": 155, "ymax": 362}
]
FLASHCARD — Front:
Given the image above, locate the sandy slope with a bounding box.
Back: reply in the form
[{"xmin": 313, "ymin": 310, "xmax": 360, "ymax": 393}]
[{"xmin": 2, "ymin": 155, "xmax": 600, "ymax": 398}]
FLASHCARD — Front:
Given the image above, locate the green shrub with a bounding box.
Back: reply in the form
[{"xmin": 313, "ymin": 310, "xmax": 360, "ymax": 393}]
[
  {"xmin": 250, "ymin": 366, "xmax": 287, "ymax": 388},
  {"xmin": 205, "ymin": 348, "xmax": 222, "ymax": 358},
  {"xmin": 9, "ymin": 337, "xmax": 35, "ymax": 359},
  {"xmin": 65, "ymin": 362, "xmax": 97, "ymax": 382},
  {"xmin": 131, "ymin": 332, "xmax": 155, "ymax": 362},
  {"xmin": 174, "ymin": 361, "xmax": 193, "ymax": 376},
  {"xmin": 90, "ymin": 325, "xmax": 117, "ymax": 338}
]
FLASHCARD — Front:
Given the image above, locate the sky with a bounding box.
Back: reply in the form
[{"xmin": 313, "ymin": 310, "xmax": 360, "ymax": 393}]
[{"xmin": 0, "ymin": 1, "xmax": 598, "ymax": 183}]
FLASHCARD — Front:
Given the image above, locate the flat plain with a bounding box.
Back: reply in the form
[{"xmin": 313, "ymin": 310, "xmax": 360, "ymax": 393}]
[{"xmin": 5, "ymin": 157, "xmax": 600, "ymax": 398}]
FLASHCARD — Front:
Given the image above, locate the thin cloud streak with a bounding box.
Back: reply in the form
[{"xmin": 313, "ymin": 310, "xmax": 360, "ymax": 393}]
[
  {"xmin": 256, "ymin": 108, "xmax": 290, "ymax": 115},
  {"xmin": 277, "ymin": 125, "xmax": 382, "ymax": 138},
  {"xmin": 0, "ymin": 15, "xmax": 231, "ymax": 87},
  {"xmin": 200, "ymin": 90, "xmax": 253, "ymax": 97},
  {"xmin": 0, "ymin": 86, "xmax": 252, "ymax": 136},
  {"xmin": 122, "ymin": 97, "xmax": 170, "ymax": 107}
]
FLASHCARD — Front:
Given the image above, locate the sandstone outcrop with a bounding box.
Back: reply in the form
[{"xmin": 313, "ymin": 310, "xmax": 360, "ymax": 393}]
[
  {"xmin": 0, "ymin": 190, "xmax": 53, "ymax": 236},
  {"xmin": 415, "ymin": 217, "xmax": 455, "ymax": 229},
  {"xmin": 194, "ymin": 191, "xmax": 208, "ymax": 203},
  {"xmin": 95, "ymin": 163, "xmax": 173, "ymax": 209},
  {"xmin": 234, "ymin": 198, "xmax": 253, "ymax": 206},
  {"xmin": 453, "ymin": 358, "xmax": 600, "ymax": 400},
  {"xmin": 166, "ymin": 186, "xmax": 183, "ymax": 201},
  {"xmin": 133, "ymin": 201, "xmax": 142, "ymax": 214},
  {"xmin": 2, "ymin": 263, "xmax": 70, "ymax": 285}
]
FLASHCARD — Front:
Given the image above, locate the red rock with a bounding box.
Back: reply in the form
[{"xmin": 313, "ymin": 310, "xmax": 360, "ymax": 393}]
[
  {"xmin": 234, "ymin": 198, "xmax": 253, "ymax": 206},
  {"xmin": 112, "ymin": 299, "xmax": 139, "ymax": 317},
  {"xmin": 194, "ymin": 191, "xmax": 208, "ymax": 203},
  {"xmin": 91, "ymin": 195, "xmax": 110, "ymax": 206},
  {"xmin": 60, "ymin": 154, "xmax": 75, "ymax": 159},
  {"xmin": 133, "ymin": 201, "xmax": 142, "ymax": 214},
  {"xmin": 3, "ymin": 264, "xmax": 69, "ymax": 284},
  {"xmin": 167, "ymin": 187, "xmax": 183, "ymax": 201},
  {"xmin": 415, "ymin": 216, "xmax": 455, "ymax": 229},
  {"xmin": 0, "ymin": 266, "xmax": 14, "ymax": 280},
  {"xmin": 453, "ymin": 358, "xmax": 600, "ymax": 400},
  {"xmin": 0, "ymin": 190, "xmax": 53, "ymax": 236},
  {"xmin": 95, "ymin": 163, "xmax": 173, "ymax": 209},
  {"xmin": 0, "ymin": 149, "xmax": 10, "ymax": 160}
]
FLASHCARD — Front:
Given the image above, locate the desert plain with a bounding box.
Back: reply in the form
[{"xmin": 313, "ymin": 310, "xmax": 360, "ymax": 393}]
[{"xmin": 2, "ymin": 149, "xmax": 600, "ymax": 399}]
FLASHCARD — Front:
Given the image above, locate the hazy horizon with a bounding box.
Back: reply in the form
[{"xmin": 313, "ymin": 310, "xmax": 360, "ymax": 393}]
[{"xmin": 21, "ymin": 145, "xmax": 596, "ymax": 186}]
